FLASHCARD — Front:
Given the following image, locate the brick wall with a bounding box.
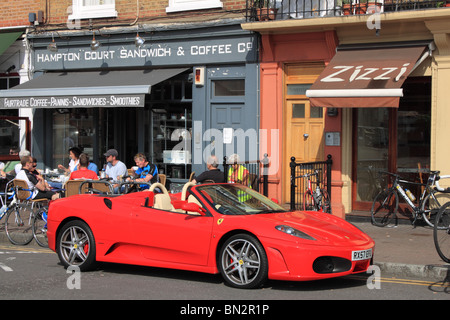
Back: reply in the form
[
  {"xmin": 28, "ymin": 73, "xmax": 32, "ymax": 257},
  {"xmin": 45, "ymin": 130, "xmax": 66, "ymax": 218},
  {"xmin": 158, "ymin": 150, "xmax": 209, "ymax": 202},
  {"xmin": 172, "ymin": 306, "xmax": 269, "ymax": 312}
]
[
  {"xmin": 0, "ymin": 0, "xmax": 43, "ymax": 27},
  {"xmin": 0, "ymin": 0, "xmax": 247, "ymax": 29}
]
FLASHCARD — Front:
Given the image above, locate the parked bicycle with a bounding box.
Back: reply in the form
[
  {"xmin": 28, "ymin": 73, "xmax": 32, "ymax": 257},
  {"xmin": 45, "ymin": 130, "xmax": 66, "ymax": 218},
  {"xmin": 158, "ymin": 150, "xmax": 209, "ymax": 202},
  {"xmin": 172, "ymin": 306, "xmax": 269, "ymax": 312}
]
[
  {"xmin": 433, "ymin": 201, "xmax": 450, "ymax": 263},
  {"xmin": 297, "ymin": 169, "xmax": 331, "ymax": 213},
  {"xmin": 371, "ymin": 170, "xmax": 450, "ymax": 227},
  {"xmin": 1, "ymin": 179, "xmax": 49, "ymax": 247},
  {"xmin": 32, "ymin": 206, "xmax": 48, "ymax": 247}
]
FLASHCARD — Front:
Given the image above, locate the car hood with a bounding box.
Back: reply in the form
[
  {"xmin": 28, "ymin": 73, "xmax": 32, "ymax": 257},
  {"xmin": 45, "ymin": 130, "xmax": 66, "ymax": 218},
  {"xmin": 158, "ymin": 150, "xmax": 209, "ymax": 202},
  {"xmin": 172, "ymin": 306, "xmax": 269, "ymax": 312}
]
[{"xmin": 252, "ymin": 211, "xmax": 373, "ymax": 246}]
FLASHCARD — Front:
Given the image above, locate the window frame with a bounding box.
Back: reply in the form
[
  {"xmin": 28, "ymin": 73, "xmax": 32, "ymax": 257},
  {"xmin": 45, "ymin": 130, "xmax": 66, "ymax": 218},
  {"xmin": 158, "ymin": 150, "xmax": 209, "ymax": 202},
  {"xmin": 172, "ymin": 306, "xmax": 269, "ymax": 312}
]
[
  {"xmin": 68, "ymin": 0, "xmax": 118, "ymax": 20},
  {"xmin": 166, "ymin": 0, "xmax": 223, "ymax": 13}
]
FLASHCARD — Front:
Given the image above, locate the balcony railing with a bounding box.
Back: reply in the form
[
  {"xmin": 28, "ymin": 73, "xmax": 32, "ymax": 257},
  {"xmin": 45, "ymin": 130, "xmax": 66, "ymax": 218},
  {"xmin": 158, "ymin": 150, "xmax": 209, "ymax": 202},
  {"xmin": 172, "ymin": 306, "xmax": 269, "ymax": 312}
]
[{"xmin": 246, "ymin": 0, "xmax": 446, "ymax": 21}]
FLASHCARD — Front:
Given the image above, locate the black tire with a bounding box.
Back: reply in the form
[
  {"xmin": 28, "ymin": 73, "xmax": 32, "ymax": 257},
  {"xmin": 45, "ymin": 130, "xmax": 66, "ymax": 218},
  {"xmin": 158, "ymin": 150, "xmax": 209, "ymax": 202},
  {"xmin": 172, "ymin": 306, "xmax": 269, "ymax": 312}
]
[
  {"xmin": 303, "ymin": 191, "xmax": 315, "ymax": 211},
  {"xmin": 32, "ymin": 208, "xmax": 48, "ymax": 248},
  {"xmin": 5, "ymin": 206, "xmax": 34, "ymax": 245},
  {"xmin": 421, "ymin": 192, "xmax": 450, "ymax": 228},
  {"xmin": 56, "ymin": 220, "xmax": 97, "ymax": 271},
  {"xmin": 320, "ymin": 189, "xmax": 332, "ymax": 213},
  {"xmin": 218, "ymin": 234, "xmax": 268, "ymax": 289},
  {"xmin": 434, "ymin": 202, "xmax": 450, "ymax": 263},
  {"xmin": 371, "ymin": 189, "xmax": 398, "ymax": 227}
]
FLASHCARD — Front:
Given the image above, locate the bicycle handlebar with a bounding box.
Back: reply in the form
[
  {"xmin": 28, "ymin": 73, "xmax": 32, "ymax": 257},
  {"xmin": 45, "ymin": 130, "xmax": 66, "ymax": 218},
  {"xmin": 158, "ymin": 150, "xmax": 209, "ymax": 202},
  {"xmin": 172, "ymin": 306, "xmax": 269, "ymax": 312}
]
[
  {"xmin": 295, "ymin": 169, "xmax": 321, "ymax": 179},
  {"xmin": 378, "ymin": 170, "xmax": 442, "ymax": 187},
  {"xmin": 434, "ymin": 175, "xmax": 450, "ymax": 192}
]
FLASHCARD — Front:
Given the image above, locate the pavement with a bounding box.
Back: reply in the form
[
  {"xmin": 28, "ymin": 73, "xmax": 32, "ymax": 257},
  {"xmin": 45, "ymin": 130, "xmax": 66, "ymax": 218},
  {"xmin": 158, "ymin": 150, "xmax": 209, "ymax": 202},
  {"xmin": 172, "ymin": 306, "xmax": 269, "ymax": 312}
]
[
  {"xmin": 0, "ymin": 218, "xmax": 449, "ymax": 283},
  {"xmin": 350, "ymin": 219, "xmax": 450, "ymax": 282}
]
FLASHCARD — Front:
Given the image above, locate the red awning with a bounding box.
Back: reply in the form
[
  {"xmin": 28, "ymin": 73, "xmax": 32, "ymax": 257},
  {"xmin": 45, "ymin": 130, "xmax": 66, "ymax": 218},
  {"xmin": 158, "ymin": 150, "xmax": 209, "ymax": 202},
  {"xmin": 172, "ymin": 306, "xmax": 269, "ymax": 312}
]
[{"xmin": 306, "ymin": 43, "xmax": 431, "ymax": 108}]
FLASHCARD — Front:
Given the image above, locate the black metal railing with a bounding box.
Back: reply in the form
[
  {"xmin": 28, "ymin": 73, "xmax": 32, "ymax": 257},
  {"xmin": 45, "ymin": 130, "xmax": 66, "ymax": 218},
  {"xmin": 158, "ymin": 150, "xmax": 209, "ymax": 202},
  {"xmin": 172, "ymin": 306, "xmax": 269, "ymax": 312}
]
[
  {"xmin": 223, "ymin": 154, "xmax": 269, "ymax": 196},
  {"xmin": 290, "ymin": 154, "xmax": 332, "ymax": 210},
  {"xmin": 246, "ymin": 0, "xmax": 444, "ymax": 21}
]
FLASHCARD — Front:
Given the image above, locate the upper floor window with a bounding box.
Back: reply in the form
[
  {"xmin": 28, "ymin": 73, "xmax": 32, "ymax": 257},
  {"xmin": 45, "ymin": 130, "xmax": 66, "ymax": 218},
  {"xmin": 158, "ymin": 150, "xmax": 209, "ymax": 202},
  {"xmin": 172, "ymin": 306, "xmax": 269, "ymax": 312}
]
[
  {"xmin": 68, "ymin": 0, "xmax": 118, "ymax": 20},
  {"xmin": 166, "ymin": 0, "xmax": 223, "ymax": 13}
]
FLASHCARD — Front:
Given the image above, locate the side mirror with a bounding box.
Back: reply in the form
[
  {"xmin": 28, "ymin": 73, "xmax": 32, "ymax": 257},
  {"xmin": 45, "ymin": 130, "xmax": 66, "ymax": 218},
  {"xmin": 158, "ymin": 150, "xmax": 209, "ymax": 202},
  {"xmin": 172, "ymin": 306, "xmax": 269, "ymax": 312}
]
[
  {"xmin": 271, "ymin": 198, "xmax": 279, "ymax": 204},
  {"xmin": 181, "ymin": 202, "xmax": 206, "ymax": 216}
]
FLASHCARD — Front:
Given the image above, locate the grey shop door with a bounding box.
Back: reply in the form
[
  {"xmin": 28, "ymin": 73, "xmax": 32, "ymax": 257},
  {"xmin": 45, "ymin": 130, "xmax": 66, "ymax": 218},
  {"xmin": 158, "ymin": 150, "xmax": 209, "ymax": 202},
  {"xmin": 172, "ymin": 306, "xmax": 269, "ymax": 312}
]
[
  {"xmin": 207, "ymin": 76, "xmax": 257, "ymax": 163},
  {"xmin": 192, "ymin": 65, "xmax": 258, "ymax": 174}
]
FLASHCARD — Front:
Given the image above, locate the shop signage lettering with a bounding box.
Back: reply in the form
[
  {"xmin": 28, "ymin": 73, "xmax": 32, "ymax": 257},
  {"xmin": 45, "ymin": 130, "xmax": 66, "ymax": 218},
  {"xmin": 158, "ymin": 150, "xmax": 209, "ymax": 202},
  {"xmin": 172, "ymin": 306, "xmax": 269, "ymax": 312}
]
[
  {"xmin": 320, "ymin": 63, "xmax": 410, "ymax": 83},
  {"xmin": 33, "ymin": 36, "xmax": 257, "ymax": 70},
  {"xmin": 1, "ymin": 95, "xmax": 143, "ymax": 109}
]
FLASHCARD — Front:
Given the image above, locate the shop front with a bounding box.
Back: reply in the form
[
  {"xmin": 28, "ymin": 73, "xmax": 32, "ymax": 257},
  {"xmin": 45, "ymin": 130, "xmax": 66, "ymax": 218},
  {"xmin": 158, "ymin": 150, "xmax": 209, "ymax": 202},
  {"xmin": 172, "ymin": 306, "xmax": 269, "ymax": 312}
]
[
  {"xmin": 306, "ymin": 41, "xmax": 434, "ymax": 214},
  {"xmin": 0, "ymin": 24, "xmax": 259, "ymax": 181},
  {"xmin": 244, "ymin": 11, "xmax": 450, "ymax": 218}
]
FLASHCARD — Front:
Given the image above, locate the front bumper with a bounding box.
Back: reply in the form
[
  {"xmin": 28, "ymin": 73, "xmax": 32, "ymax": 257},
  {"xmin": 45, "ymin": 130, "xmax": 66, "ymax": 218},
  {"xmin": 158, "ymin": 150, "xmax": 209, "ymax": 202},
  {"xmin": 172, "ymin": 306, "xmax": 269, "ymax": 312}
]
[{"xmin": 262, "ymin": 237, "xmax": 375, "ymax": 281}]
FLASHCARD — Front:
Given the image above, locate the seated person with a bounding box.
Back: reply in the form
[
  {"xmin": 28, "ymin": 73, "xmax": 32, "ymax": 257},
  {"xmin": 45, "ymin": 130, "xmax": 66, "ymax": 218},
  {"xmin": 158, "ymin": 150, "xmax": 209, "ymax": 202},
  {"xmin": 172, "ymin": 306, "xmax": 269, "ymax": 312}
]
[
  {"xmin": 192, "ymin": 155, "xmax": 225, "ymax": 184},
  {"xmin": 58, "ymin": 146, "xmax": 81, "ymax": 174},
  {"xmin": 16, "ymin": 156, "xmax": 60, "ymax": 201},
  {"xmin": 129, "ymin": 153, "xmax": 158, "ymax": 190},
  {"xmin": 69, "ymin": 153, "xmax": 99, "ymax": 180},
  {"xmin": 2, "ymin": 147, "xmax": 20, "ymax": 176},
  {"xmin": 13, "ymin": 149, "xmax": 31, "ymax": 176},
  {"xmin": 227, "ymin": 153, "xmax": 250, "ymax": 186},
  {"xmin": 104, "ymin": 149, "xmax": 127, "ymax": 192},
  {"xmin": 72, "ymin": 160, "xmax": 98, "ymax": 174},
  {"xmin": 30, "ymin": 157, "xmax": 52, "ymax": 190}
]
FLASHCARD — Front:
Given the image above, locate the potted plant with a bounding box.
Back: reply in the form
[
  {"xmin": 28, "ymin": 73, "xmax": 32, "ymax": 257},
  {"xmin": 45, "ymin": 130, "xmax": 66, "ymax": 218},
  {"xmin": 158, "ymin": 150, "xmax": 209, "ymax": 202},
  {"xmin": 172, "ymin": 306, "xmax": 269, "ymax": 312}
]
[
  {"xmin": 357, "ymin": 0, "xmax": 383, "ymax": 14},
  {"xmin": 341, "ymin": 0, "xmax": 353, "ymax": 15},
  {"xmin": 253, "ymin": 0, "xmax": 278, "ymax": 20},
  {"xmin": 437, "ymin": 1, "xmax": 450, "ymax": 7},
  {"xmin": 356, "ymin": 0, "xmax": 368, "ymax": 14}
]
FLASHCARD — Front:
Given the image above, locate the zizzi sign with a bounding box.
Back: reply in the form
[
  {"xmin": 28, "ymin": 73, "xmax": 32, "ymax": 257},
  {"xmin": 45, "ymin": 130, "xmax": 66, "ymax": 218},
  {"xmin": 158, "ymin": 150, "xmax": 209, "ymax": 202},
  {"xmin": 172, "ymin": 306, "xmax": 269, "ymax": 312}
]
[
  {"xmin": 319, "ymin": 64, "xmax": 410, "ymax": 83},
  {"xmin": 0, "ymin": 94, "xmax": 144, "ymax": 109},
  {"xmin": 33, "ymin": 36, "xmax": 257, "ymax": 70}
]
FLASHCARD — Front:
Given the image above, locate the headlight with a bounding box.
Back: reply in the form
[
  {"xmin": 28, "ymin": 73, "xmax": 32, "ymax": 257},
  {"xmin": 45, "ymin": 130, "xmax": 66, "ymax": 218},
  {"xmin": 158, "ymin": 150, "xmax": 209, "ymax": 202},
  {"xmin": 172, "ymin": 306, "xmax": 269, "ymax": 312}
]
[{"xmin": 275, "ymin": 225, "xmax": 316, "ymax": 241}]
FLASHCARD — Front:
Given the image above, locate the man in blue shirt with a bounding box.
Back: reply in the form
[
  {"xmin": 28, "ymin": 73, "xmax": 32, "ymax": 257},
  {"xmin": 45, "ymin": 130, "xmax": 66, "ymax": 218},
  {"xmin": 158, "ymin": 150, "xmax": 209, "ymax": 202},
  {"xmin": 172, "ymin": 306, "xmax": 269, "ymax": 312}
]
[{"xmin": 132, "ymin": 153, "xmax": 158, "ymax": 190}]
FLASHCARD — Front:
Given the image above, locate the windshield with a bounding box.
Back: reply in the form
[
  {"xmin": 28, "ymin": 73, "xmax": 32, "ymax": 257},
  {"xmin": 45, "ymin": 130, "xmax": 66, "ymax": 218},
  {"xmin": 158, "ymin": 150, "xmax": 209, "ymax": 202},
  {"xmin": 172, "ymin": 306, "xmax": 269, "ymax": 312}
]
[{"xmin": 197, "ymin": 184, "xmax": 287, "ymax": 215}]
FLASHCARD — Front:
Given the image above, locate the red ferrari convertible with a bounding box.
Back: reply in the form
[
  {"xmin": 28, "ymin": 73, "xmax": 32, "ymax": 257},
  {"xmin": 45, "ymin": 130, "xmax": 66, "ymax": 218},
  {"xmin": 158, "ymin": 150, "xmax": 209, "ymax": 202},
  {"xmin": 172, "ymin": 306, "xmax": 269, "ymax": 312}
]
[{"xmin": 47, "ymin": 182, "xmax": 374, "ymax": 289}]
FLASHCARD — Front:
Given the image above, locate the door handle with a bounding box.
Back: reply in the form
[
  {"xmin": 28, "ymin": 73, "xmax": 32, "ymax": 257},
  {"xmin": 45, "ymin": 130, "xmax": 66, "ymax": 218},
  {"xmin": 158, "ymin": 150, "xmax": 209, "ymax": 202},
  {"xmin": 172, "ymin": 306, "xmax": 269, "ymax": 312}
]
[{"xmin": 303, "ymin": 133, "xmax": 309, "ymax": 138}]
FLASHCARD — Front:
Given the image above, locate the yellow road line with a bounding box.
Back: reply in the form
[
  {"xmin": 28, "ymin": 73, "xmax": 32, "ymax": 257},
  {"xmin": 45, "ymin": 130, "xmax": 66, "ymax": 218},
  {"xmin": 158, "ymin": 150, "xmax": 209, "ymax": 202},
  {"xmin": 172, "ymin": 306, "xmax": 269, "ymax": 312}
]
[
  {"xmin": 348, "ymin": 275, "xmax": 450, "ymax": 287},
  {"xmin": 0, "ymin": 245, "xmax": 53, "ymax": 254}
]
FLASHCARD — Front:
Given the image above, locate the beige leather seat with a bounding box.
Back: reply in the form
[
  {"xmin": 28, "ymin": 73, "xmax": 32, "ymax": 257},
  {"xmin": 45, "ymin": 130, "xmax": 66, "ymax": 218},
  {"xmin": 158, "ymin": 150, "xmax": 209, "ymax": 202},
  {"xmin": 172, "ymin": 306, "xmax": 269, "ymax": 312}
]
[
  {"xmin": 150, "ymin": 183, "xmax": 174, "ymax": 211},
  {"xmin": 187, "ymin": 194, "xmax": 203, "ymax": 215}
]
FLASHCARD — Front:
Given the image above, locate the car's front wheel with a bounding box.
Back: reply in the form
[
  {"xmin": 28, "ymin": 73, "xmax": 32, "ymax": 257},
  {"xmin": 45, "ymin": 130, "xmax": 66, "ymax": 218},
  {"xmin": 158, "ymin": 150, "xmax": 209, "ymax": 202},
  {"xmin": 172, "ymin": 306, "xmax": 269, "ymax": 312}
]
[
  {"xmin": 56, "ymin": 220, "xmax": 96, "ymax": 271},
  {"xmin": 218, "ymin": 234, "xmax": 268, "ymax": 289}
]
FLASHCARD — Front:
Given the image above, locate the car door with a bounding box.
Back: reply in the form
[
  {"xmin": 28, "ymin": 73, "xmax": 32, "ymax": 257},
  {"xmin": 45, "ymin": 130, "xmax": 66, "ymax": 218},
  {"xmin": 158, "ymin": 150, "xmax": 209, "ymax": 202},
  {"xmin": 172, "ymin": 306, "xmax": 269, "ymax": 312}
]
[{"xmin": 131, "ymin": 205, "xmax": 214, "ymax": 266}]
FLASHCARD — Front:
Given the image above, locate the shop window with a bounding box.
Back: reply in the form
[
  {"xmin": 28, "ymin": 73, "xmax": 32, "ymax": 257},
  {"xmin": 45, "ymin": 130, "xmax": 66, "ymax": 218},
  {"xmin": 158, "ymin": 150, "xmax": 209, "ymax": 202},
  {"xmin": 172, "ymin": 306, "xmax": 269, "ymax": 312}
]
[
  {"xmin": 146, "ymin": 73, "xmax": 193, "ymax": 181},
  {"xmin": 354, "ymin": 77, "xmax": 431, "ymax": 207},
  {"xmin": 213, "ymin": 80, "xmax": 245, "ymax": 96},
  {"xmin": 166, "ymin": 0, "xmax": 223, "ymax": 13},
  {"xmin": 69, "ymin": 0, "xmax": 117, "ymax": 20},
  {"xmin": 310, "ymin": 107, "xmax": 323, "ymax": 118},
  {"xmin": 0, "ymin": 76, "xmax": 20, "ymax": 117},
  {"xmin": 287, "ymin": 84, "xmax": 311, "ymax": 95},
  {"xmin": 0, "ymin": 117, "xmax": 31, "ymax": 161},
  {"xmin": 292, "ymin": 104, "xmax": 305, "ymax": 118},
  {"xmin": 52, "ymin": 109, "xmax": 96, "ymax": 169}
]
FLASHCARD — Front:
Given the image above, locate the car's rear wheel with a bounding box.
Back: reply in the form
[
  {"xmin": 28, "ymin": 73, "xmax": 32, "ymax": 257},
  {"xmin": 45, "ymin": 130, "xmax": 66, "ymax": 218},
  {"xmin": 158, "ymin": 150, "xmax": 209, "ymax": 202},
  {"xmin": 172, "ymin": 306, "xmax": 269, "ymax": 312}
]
[
  {"xmin": 56, "ymin": 220, "xmax": 96, "ymax": 271},
  {"xmin": 218, "ymin": 234, "xmax": 268, "ymax": 289}
]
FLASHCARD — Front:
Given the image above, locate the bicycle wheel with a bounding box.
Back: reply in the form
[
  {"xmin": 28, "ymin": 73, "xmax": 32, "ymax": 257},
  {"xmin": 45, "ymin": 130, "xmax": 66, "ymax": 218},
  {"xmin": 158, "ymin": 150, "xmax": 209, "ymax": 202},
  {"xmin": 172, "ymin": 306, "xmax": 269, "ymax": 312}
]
[
  {"xmin": 32, "ymin": 207, "xmax": 48, "ymax": 247},
  {"xmin": 320, "ymin": 189, "xmax": 331, "ymax": 213},
  {"xmin": 371, "ymin": 189, "xmax": 398, "ymax": 227},
  {"xmin": 303, "ymin": 191, "xmax": 316, "ymax": 211},
  {"xmin": 420, "ymin": 192, "xmax": 448, "ymax": 227},
  {"xmin": 5, "ymin": 205, "xmax": 34, "ymax": 245},
  {"xmin": 434, "ymin": 201, "xmax": 450, "ymax": 263}
]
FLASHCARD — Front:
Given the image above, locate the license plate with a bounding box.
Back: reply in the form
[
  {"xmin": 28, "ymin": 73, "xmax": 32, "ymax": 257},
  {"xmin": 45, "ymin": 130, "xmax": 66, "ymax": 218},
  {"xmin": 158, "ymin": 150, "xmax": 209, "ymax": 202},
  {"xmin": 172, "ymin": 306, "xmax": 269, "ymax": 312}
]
[{"xmin": 352, "ymin": 249, "xmax": 372, "ymax": 261}]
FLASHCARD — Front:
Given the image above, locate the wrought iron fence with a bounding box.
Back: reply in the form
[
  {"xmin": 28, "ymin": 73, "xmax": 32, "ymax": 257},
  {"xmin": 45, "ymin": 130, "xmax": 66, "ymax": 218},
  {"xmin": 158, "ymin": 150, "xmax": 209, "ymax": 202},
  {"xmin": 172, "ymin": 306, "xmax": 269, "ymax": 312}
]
[
  {"xmin": 246, "ymin": 0, "xmax": 445, "ymax": 21},
  {"xmin": 290, "ymin": 154, "xmax": 332, "ymax": 210},
  {"xmin": 223, "ymin": 154, "xmax": 270, "ymax": 196}
]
